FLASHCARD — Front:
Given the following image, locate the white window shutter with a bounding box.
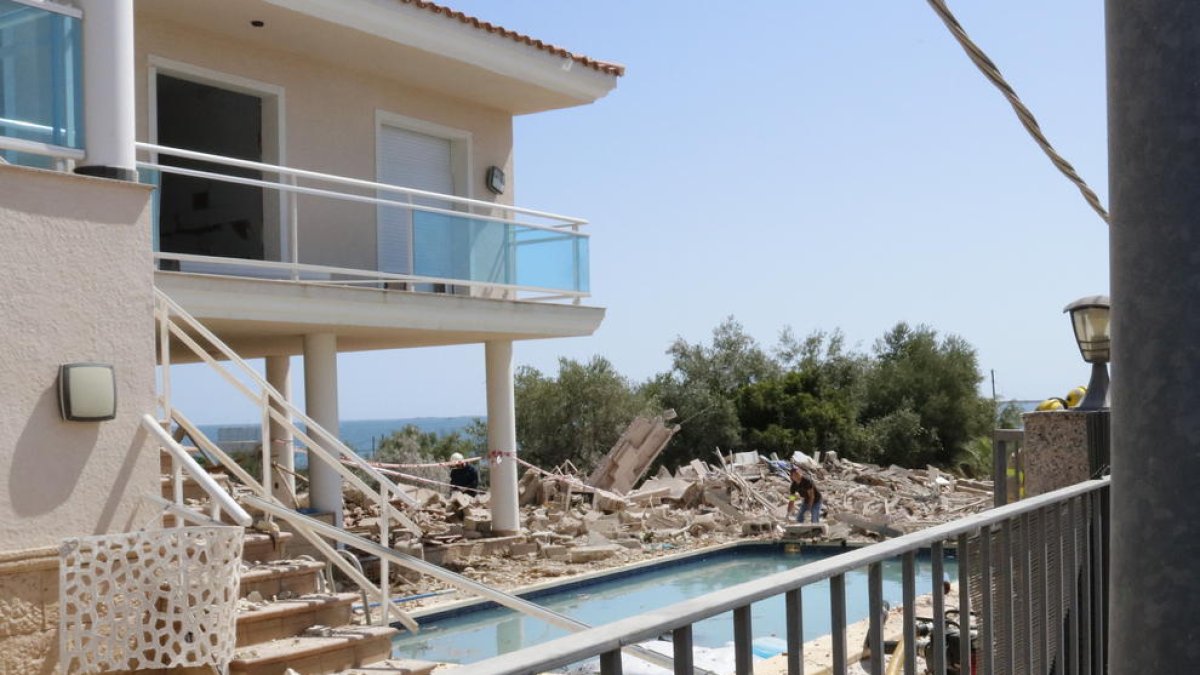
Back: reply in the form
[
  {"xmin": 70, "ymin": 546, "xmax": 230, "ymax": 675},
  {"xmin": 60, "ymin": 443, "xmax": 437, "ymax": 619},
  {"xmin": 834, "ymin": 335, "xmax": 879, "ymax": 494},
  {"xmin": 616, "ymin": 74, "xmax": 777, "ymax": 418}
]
[{"xmin": 376, "ymin": 125, "xmax": 453, "ymax": 274}]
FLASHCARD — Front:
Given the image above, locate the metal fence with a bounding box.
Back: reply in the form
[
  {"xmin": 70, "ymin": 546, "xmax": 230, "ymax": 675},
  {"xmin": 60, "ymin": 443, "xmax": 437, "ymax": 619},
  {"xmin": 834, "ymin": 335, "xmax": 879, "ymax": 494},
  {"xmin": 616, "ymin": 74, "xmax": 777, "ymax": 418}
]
[
  {"xmin": 993, "ymin": 428, "xmax": 1025, "ymax": 508},
  {"xmin": 447, "ymin": 477, "xmax": 1110, "ymax": 675}
]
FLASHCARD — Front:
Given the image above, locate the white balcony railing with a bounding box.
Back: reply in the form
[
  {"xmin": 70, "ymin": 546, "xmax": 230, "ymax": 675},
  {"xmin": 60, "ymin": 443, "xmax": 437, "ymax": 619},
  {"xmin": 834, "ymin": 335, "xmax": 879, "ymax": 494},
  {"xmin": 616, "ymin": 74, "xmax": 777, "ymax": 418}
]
[{"xmin": 136, "ymin": 142, "xmax": 591, "ymax": 303}]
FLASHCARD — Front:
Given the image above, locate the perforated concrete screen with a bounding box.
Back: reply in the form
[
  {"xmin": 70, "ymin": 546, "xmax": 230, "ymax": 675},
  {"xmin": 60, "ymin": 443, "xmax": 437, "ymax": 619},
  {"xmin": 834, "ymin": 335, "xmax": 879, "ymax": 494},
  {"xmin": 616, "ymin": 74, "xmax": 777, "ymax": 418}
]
[{"xmin": 59, "ymin": 526, "xmax": 244, "ymax": 673}]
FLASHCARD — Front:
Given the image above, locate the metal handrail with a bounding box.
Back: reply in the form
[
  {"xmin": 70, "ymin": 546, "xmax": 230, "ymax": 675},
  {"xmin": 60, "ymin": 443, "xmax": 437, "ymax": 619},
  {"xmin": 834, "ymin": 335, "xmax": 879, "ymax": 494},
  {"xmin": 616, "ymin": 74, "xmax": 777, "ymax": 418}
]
[
  {"xmin": 0, "ymin": 136, "xmax": 84, "ymax": 161},
  {"xmin": 138, "ymin": 142, "xmax": 591, "ymax": 301},
  {"xmin": 155, "ymin": 288, "xmax": 420, "ymax": 510},
  {"xmin": 244, "ymin": 495, "xmax": 707, "ymax": 675},
  {"xmin": 449, "ymin": 477, "xmax": 1111, "ymax": 675},
  {"xmin": 153, "ymin": 286, "xmax": 434, "ymax": 630},
  {"xmin": 135, "ymin": 141, "xmax": 587, "ymax": 228},
  {"xmin": 141, "ymin": 413, "xmax": 253, "ymax": 527},
  {"xmin": 168, "ymin": 407, "xmax": 418, "ymax": 633}
]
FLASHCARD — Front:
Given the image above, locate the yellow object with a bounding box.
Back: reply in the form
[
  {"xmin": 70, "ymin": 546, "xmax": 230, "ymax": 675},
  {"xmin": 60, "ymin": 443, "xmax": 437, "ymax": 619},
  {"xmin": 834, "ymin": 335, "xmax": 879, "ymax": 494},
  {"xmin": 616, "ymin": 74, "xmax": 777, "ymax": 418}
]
[
  {"xmin": 1036, "ymin": 398, "xmax": 1066, "ymax": 411},
  {"xmin": 885, "ymin": 636, "xmax": 906, "ymax": 675},
  {"xmin": 1066, "ymin": 386, "xmax": 1087, "ymax": 408}
]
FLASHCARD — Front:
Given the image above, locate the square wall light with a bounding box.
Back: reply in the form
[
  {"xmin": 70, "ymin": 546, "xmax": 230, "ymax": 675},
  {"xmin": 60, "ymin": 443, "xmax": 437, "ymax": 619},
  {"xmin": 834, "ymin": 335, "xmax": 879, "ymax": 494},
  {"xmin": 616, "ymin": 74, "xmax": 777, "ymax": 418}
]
[{"xmin": 59, "ymin": 363, "xmax": 117, "ymax": 422}]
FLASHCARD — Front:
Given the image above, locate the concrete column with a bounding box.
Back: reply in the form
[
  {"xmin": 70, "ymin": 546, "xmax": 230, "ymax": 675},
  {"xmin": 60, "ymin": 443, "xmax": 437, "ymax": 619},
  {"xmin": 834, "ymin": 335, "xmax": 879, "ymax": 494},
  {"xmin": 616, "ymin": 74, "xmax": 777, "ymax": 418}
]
[
  {"xmin": 303, "ymin": 334, "xmax": 342, "ymax": 527},
  {"xmin": 485, "ymin": 341, "xmax": 519, "ymax": 535},
  {"xmin": 1107, "ymin": 2, "xmax": 1200, "ymax": 670},
  {"xmin": 265, "ymin": 355, "xmax": 296, "ymax": 508},
  {"xmin": 74, "ymin": 0, "xmax": 137, "ymax": 181}
]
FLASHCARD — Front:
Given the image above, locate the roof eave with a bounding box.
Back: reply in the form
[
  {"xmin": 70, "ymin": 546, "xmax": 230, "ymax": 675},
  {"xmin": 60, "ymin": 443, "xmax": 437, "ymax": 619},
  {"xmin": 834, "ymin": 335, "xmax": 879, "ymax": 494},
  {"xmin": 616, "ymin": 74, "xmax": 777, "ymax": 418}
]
[{"xmin": 264, "ymin": 0, "xmax": 620, "ymax": 110}]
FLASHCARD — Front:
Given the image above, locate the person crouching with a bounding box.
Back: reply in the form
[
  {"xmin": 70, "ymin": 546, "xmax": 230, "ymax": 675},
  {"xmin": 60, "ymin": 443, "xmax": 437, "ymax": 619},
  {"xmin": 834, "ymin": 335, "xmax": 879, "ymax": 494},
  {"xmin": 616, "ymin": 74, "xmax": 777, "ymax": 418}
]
[{"xmin": 786, "ymin": 466, "xmax": 823, "ymax": 523}]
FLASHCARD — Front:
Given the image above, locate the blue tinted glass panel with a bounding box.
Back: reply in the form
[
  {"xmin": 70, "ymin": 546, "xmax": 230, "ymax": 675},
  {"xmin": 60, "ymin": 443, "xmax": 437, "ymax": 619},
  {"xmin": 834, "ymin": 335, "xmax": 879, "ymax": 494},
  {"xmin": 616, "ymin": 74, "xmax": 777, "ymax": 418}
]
[
  {"xmin": 0, "ymin": 1, "xmax": 83, "ymax": 167},
  {"xmin": 138, "ymin": 168, "xmax": 161, "ymax": 251},
  {"xmin": 412, "ymin": 211, "xmax": 589, "ymax": 293}
]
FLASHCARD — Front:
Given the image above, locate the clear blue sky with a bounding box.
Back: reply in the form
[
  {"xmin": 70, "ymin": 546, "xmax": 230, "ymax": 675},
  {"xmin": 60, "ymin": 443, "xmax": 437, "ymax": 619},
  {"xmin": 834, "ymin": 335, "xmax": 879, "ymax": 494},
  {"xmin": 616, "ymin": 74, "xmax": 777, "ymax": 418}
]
[{"xmin": 175, "ymin": 0, "xmax": 1110, "ymax": 423}]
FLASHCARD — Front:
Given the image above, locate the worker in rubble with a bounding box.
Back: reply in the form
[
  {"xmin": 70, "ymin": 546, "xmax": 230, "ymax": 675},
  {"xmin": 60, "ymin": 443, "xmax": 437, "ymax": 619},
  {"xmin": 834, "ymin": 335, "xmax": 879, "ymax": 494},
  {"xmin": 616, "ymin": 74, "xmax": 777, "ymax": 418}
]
[
  {"xmin": 786, "ymin": 465, "xmax": 823, "ymax": 523},
  {"xmin": 448, "ymin": 452, "xmax": 479, "ymax": 494}
]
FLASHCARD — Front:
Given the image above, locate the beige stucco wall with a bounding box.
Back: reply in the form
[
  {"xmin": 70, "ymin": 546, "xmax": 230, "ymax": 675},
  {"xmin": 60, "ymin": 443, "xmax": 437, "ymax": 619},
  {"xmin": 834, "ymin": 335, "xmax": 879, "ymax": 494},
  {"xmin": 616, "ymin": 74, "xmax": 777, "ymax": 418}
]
[
  {"xmin": 134, "ymin": 12, "xmax": 516, "ymax": 272},
  {"xmin": 0, "ymin": 166, "xmax": 158, "ymax": 552}
]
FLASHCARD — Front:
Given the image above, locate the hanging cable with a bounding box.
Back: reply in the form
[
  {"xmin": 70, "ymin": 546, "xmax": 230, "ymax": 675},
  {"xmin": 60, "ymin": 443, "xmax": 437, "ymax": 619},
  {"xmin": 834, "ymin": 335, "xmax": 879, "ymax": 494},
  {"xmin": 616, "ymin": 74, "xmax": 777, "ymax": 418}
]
[{"xmin": 925, "ymin": 0, "xmax": 1110, "ymax": 225}]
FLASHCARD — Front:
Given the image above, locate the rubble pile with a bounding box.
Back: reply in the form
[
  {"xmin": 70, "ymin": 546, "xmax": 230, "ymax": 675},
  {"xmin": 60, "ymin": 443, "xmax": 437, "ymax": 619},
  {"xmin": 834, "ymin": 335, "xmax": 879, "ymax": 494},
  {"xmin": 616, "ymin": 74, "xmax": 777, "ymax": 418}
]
[{"xmin": 340, "ymin": 449, "xmax": 994, "ymax": 597}]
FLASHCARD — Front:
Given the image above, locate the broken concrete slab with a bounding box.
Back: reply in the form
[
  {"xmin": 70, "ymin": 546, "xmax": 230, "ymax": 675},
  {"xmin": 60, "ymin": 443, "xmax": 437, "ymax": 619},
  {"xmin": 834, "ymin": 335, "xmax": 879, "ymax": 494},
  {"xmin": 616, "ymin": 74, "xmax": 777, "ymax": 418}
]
[
  {"xmin": 568, "ymin": 545, "xmax": 621, "ymax": 564},
  {"xmin": 587, "ymin": 411, "xmax": 681, "ymax": 493}
]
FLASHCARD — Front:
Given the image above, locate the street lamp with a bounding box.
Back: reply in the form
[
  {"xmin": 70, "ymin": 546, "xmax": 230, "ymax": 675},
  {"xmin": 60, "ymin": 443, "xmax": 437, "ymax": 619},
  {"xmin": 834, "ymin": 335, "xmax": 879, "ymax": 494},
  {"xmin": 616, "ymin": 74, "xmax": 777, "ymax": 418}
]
[{"xmin": 1064, "ymin": 295, "xmax": 1111, "ymax": 410}]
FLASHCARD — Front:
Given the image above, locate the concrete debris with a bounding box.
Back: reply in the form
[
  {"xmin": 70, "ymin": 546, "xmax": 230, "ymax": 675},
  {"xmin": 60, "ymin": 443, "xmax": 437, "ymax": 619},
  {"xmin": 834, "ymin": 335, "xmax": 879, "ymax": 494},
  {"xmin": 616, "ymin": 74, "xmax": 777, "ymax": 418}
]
[
  {"xmin": 344, "ymin": 450, "xmax": 993, "ymax": 603},
  {"xmin": 587, "ymin": 410, "xmax": 681, "ymax": 493}
]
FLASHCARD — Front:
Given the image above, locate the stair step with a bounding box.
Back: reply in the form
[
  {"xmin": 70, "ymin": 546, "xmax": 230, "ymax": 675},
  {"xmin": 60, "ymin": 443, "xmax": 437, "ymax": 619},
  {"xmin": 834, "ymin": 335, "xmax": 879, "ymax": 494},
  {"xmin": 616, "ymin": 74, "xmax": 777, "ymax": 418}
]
[
  {"xmin": 237, "ymin": 593, "xmax": 359, "ymax": 646},
  {"xmin": 229, "ymin": 625, "xmax": 398, "ymax": 675},
  {"xmin": 333, "ymin": 659, "xmax": 443, "ymax": 674},
  {"xmin": 243, "ymin": 531, "xmax": 295, "ymax": 564},
  {"xmin": 240, "ymin": 560, "xmax": 326, "ymax": 599},
  {"xmin": 160, "ymin": 472, "xmax": 232, "ymax": 502}
]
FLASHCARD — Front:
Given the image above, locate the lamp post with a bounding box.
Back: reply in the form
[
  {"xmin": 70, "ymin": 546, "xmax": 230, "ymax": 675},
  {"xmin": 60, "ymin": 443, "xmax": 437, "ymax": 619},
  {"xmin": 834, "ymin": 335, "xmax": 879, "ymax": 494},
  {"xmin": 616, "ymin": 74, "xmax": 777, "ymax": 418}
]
[{"xmin": 1063, "ymin": 295, "xmax": 1111, "ymax": 410}]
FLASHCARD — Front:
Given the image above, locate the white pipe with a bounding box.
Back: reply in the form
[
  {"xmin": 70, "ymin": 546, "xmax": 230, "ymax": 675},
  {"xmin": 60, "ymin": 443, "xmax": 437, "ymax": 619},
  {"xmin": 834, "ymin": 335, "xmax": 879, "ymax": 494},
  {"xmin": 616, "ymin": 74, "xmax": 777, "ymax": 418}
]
[
  {"xmin": 137, "ymin": 160, "xmax": 588, "ymax": 235},
  {"xmin": 136, "ymin": 142, "xmax": 587, "ymax": 226},
  {"xmin": 303, "ymin": 333, "xmax": 343, "ymax": 528},
  {"xmin": 242, "ymin": 495, "xmax": 692, "ymax": 674},
  {"xmin": 485, "ymin": 341, "xmax": 519, "ymax": 534},
  {"xmin": 141, "ymin": 414, "xmax": 252, "ymax": 526},
  {"xmin": 76, "ymin": 0, "xmax": 136, "ymax": 180},
  {"xmin": 154, "ymin": 289, "xmax": 423, "ymax": 518},
  {"xmin": 169, "ymin": 410, "xmax": 417, "ymax": 633}
]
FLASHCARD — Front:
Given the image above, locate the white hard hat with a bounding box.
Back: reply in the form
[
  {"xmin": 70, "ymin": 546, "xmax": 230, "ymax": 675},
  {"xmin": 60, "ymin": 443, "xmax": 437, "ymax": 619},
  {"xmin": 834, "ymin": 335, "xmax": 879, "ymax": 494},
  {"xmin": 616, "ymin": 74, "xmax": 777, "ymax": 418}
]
[{"xmin": 449, "ymin": 452, "xmax": 464, "ymax": 462}]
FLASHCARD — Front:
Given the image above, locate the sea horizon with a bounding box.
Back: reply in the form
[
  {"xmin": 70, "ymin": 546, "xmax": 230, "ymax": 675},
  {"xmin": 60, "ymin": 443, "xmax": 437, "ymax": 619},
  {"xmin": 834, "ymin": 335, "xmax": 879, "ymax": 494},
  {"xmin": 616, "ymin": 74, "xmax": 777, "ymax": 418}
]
[{"xmin": 196, "ymin": 414, "xmax": 484, "ymax": 460}]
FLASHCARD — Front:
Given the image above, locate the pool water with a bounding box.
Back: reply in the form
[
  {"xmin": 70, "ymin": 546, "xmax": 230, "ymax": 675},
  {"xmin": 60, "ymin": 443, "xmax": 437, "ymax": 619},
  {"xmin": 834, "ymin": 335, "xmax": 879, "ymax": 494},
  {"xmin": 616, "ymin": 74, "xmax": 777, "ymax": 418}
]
[{"xmin": 391, "ymin": 546, "xmax": 956, "ymax": 666}]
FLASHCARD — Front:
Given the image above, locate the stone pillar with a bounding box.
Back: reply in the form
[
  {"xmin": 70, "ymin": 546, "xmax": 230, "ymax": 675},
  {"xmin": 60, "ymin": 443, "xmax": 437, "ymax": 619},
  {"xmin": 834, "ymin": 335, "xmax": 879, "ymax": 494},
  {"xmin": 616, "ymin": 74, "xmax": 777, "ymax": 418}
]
[
  {"xmin": 1107, "ymin": 1, "xmax": 1200, "ymax": 669},
  {"xmin": 75, "ymin": 0, "xmax": 137, "ymax": 181},
  {"xmin": 303, "ymin": 334, "xmax": 342, "ymax": 527},
  {"xmin": 265, "ymin": 355, "xmax": 295, "ymax": 508},
  {"xmin": 485, "ymin": 341, "xmax": 519, "ymax": 535},
  {"xmin": 1021, "ymin": 411, "xmax": 1109, "ymax": 497}
]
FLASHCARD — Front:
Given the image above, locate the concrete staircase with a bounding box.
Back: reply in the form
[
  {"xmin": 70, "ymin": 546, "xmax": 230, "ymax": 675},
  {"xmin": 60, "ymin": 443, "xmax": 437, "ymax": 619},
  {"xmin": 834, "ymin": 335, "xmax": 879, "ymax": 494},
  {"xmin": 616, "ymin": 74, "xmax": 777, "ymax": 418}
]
[{"xmin": 158, "ymin": 457, "xmax": 404, "ymax": 675}]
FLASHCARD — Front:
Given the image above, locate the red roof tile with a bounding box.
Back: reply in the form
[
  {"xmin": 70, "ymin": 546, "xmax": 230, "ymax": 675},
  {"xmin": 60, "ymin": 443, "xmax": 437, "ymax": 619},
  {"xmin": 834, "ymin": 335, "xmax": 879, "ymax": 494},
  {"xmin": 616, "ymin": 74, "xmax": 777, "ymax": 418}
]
[{"xmin": 397, "ymin": 0, "xmax": 625, "ymax": 76}]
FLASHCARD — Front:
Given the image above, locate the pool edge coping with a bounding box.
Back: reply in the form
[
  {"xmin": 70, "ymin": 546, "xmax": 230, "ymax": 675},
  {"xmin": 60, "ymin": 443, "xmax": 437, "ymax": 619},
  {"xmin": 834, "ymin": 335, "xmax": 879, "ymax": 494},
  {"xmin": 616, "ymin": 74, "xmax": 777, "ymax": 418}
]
[{"xmin": 400, "ymin": 538, "xmax": 858, "ymax": 625}]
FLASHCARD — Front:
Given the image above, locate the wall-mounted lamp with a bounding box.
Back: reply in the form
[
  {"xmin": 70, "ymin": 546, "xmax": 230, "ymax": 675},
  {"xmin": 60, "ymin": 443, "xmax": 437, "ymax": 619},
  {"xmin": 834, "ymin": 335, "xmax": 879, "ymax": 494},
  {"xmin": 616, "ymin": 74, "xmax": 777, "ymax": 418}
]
[
  {"xmin": 59, "ymin": 363, "xmax": 117, "ymax": 421},
  {"xmin": 1064, "ymin": 295, "xmax": 1111, "ymax": 410},
  {"xmin": 485, "ymin": 166, "xmax": 506, "ymax": 195}
]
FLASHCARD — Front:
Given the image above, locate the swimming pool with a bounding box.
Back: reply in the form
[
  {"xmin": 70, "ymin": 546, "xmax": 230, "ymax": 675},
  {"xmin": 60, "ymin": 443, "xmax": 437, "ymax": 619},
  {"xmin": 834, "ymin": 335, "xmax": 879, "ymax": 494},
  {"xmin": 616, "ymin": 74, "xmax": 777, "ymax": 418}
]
[{"xmin": 391, "ymin": 544, "xmax": 957, "ymax": 665}]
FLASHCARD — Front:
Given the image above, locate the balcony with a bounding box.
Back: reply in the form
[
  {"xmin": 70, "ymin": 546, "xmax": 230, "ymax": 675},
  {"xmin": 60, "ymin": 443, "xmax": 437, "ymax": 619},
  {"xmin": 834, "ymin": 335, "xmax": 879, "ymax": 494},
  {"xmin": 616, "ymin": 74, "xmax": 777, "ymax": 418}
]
[{"xmin": 136, "ymin": 143, "xmax": 590, "ymax": 304}]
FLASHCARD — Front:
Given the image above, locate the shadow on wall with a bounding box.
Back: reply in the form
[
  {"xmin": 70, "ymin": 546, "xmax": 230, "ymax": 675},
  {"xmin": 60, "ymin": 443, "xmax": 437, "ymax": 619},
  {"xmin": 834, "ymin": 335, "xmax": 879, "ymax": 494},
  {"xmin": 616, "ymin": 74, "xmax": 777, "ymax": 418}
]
[
  {"xmin": 10, "ymin": 382, "xmax": 98, "ymax": 517},
  {"xmin": 92, "ymin": 425, "xmax": 151, "ymax": 535}
]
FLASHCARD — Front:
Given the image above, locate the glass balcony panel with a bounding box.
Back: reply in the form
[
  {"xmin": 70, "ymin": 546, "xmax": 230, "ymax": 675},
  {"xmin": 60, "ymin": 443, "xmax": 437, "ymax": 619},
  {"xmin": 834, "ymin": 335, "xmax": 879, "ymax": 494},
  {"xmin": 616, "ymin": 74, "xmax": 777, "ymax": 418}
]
[
  {"xmin": 412, "ymin": 211, "xmax": 589, "ymax": 294},
  {"xmin": 0, "ymin": 0, "xmax": 82, "ymax": 168}
]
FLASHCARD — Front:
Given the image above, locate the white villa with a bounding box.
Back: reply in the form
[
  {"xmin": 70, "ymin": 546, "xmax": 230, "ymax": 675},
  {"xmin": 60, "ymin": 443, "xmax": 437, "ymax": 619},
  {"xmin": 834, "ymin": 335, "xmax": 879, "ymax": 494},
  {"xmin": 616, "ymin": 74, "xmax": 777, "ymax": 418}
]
[{"xmin": 0, "ymin": 0, "xmax": 621, "ymax": 672}]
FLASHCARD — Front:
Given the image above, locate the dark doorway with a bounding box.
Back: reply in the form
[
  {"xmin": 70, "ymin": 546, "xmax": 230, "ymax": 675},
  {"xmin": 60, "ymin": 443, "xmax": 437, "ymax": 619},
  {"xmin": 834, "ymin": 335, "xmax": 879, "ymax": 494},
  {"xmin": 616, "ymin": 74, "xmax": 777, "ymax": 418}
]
[{"xmin": 156, "ymin": 74, "xmax": 265, "ymax": 263}]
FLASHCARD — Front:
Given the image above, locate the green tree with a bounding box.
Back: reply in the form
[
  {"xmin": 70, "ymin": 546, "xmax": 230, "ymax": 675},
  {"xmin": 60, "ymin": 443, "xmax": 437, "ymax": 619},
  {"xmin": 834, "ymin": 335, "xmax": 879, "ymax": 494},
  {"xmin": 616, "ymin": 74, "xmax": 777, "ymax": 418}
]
[
  {"xmin": 736, "ymin": 329, "xmax": 868, "ymax": 459},
  {"xmin": 367, "ymin": 422, "xmax": 486, "ymax": 490},
  {"xmin": 649, "ymin": 317, "xmax": 778, "ymax": 468},
  {"xmin": 514, "ymin": 356, "xmax": 650, "ymax": 471},
  {"xmin": 373, "ymin": 423, "xmax": 484, "ymax": 465},
  {"xmin": 861, "ymin": 322, "xmax": 992, "ymax": 466}
]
